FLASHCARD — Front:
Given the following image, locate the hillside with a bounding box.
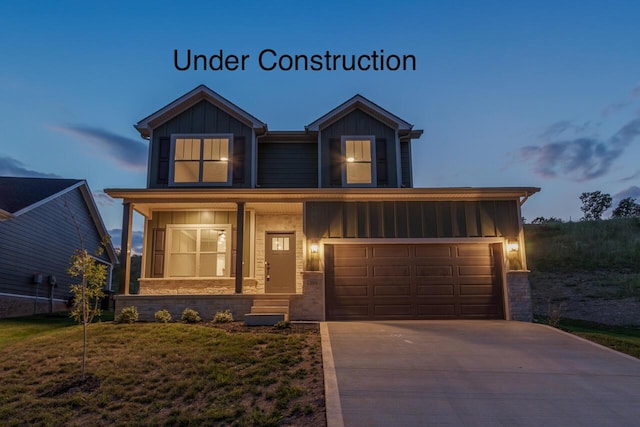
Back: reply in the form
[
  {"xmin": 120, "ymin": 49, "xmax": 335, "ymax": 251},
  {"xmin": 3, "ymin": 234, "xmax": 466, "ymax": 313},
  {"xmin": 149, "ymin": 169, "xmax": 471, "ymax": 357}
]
[{"xmin": 525, "ymin": 218, "xmax": 640, "ymax": 326}]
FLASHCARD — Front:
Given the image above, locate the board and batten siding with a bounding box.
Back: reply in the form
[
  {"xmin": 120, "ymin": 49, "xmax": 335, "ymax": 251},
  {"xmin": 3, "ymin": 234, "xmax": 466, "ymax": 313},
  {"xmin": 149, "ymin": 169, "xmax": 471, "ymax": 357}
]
[
  {"xmin": 257, "ymin": 142, "xmax": 318, "ymax": 188},
  {"xmin": 320, "ymin": 109, "xmax": 399, "ymax": 188},
  {"xmin": 305, "ymin": 200, "xmax": 520, "ymax": 241},
  {"xmin": 148, "ymin": 100, "xmax": 254, "ymax": 188},
  {"xmin": 0, "ymin": 188, "xmax": 109, "ymax": 301},
  {"xmin": 144, "ymin": 210, "xmax": 252, "ymax": 280},
  {"xmin": 400, "ymin": 140, "xmax": 412, "ymax": 188}
]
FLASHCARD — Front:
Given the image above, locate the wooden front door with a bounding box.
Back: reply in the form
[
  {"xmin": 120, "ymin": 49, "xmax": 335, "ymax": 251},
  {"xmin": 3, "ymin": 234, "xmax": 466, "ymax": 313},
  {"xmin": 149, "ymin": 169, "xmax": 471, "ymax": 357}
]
[{"xmin": 265, "ymin": 232, "xmax": 296, "ymax": 293}]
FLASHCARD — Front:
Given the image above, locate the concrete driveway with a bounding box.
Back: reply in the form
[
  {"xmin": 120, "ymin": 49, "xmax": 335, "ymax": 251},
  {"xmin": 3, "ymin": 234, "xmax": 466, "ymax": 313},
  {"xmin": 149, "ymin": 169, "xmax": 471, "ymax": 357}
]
[{"xmin": 321, "ymin": 321, "xmax": 640, "ymax": 427}]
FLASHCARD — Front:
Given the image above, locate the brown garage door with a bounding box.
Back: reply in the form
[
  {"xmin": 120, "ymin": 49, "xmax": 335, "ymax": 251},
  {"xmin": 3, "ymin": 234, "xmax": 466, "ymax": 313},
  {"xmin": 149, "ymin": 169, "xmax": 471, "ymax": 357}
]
[{"xmin": 325, "ymin": 243, "xmax": 504, "ymax": 320}]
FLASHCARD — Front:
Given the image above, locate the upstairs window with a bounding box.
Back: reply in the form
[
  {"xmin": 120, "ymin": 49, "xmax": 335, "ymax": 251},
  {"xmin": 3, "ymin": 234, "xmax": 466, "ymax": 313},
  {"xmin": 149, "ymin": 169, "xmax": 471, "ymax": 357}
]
[
  {"xmin": 170, "ymin": 134, "xmax": 233, "ymax": 185},
  {"xmin": 342, "ymin": 136, "xmax": 376, "ymax": 186}
]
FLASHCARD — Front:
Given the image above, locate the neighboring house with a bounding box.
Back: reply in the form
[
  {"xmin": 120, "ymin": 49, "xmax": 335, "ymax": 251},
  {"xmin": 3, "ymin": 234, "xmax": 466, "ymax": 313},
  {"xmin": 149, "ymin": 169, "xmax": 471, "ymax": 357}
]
[
  {"xmin": 0, "ymin": 178, "xmax": 118, "ymax": 318},
  {"xmin": 107, "ymin": 85, "xmax": 539, "ymax": 322}
]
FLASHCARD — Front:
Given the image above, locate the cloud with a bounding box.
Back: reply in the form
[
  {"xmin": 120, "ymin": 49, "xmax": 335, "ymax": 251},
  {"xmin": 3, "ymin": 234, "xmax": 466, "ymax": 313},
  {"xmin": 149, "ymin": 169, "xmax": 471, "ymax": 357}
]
[
  {"xmin": 0, "ymin": 156, "xmax": 61, "ymax": 178},
  {"xmin": 613, "ymin": 185, "xmax": 640, "ymax": 201},
  {"xmin": 620, "ymin": 170, "xmax": 640, "ymax": 183},
  {"xmin": 520, "ymin": 118, "xmax": 640, "ymax": 181},
  {"xmin": 55, "ymin": 125, "xmax": 147, "ymax": 171},
  {"xmin": 93, "ymin": 190, "xmax": 115, "ymax": 207},
  {"xmin": 108, "ymin": 229, "xmax": 144, "ymax": 255}
]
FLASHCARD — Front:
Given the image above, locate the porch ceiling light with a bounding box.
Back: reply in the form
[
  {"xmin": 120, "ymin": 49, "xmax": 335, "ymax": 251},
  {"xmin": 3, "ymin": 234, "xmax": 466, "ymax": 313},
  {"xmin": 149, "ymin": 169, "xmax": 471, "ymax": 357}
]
[
  {"xmin": 220, "ymin": 156, "xmax": 229, "ymax": 161},
  {"xmin": 310, "ymin": 243, "xmax": 319, "ymax": 254},
  {"xmin": 507, "ymin": 241, "xmax": 519, "ymax": 253},
  {"xmin": 346, "ymin": 157, "xmax": 355, "ymax": 162}
]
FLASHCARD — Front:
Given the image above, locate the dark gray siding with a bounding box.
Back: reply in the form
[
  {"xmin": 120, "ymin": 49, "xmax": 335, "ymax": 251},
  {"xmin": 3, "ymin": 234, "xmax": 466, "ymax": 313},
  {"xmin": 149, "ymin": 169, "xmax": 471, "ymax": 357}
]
[
  {"xmin": 320, "ymin": 109, "xmax": 398, "ymax": 188},
  {"xmin": 400, "ymin": 140, "xmax": 412, "ymax": 188},
  {"xmin": 257, "ymin": 142, "xmax": 318, "ymax": 188},
  {"xmin": 305, "ymin": 200, "xmax": 520, "ymax": 240},
  {"xmin": 0, "ymin": 188, "xmax": 110, "ymax": 302},
  {"xmin": 148, "ymin": 100, "xmax": 254, "ymax": 188}
]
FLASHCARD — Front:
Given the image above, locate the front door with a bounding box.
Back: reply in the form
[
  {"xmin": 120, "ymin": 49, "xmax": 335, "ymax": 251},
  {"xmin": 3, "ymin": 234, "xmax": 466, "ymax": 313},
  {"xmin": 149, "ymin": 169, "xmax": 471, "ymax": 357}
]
[{"xmin": 265, "ymin": 232, "xmax": 296, "ymax": 293}]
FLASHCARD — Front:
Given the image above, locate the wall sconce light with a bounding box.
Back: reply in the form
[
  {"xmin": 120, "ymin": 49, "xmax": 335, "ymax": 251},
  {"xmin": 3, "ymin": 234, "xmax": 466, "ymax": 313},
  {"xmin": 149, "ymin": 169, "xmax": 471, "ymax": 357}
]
[
  {"xmin": 220, "ymin": 156, "xmax": 228, "ymax": 161},
  {"xmin": 507, "ymin": 241, "xmax": 519, "ymax": 253},
  {"xmin": 310, "ymin": 243, "xmax": 319, "ymax": 254},
  {"xmin": 346, "ymin": 157, "xmax": 355, "ymax": 162}
]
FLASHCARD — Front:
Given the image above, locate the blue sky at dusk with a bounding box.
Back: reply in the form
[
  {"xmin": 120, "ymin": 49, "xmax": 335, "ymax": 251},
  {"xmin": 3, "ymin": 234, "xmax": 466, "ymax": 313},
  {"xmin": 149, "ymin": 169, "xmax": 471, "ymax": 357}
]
[{"xmin": 2, "ymin": 1, "xmax": 640, "ymax": 249}]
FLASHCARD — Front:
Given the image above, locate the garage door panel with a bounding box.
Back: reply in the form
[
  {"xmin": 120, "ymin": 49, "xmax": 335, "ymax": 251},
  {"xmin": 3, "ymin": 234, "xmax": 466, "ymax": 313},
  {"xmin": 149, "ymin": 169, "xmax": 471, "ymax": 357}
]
[
  {"xmin": 331, "ymin": 305, "xmax": 370, "ymax": 318},
  {"xmin": 460, "ymin": 284, "xmax": 496, "ymax": 296},
  {"xmin": 372, "ymin": 246, "xmax": 411, "ymax": 258},
  {"xmin": 460, "ymin": 304, "xmax": 501, "ymax": 316},
  {"xmin": 374, "ymin": 304, "xmax": 413, "ymax": 316},
  {"xmin": 415, "ymin": 246, "xmax": 453, "ymax": 257},
  {"xmin": 458, "ymin": 265, "xmax": 494, "ymax": 276},
  {"xmin": 333, "ymin": 266, "xmax": 368, "ymax": 277},
  {"xmin": 334, "ymin": 246, "xmax": 369, "ymax": 258},
  {"xmin": 373, "ymin": 265, "xmax": 411, "ymax": 277},
  {"xmin": 326, "ymin": 243, "xmax": 504, "ymax": 320},
  {"xmin": 416, "ymin": 265, "xmax": 454, "ymax": 277},
  {"xmin": 334, "ymin": 285, "xmax": 369, "ymax": 297},
  {"xmin": 374, "ymin": 285, "xmax": 411, "ymax": 296},
  {"xmin": 456, "ymin": 245, "xmax": 491, "ymax": 257},
  {"xmin": 417, "ymin": 304, "xmax": 456, "ymax": 316}
]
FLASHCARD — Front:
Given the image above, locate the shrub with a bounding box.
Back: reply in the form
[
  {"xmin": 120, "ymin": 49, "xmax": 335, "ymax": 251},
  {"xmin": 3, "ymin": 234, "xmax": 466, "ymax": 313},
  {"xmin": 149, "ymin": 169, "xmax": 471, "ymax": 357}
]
[
  {"xmin": 154, "ymin": 309, "xmax": 172, "ymax": 323},
  {"xmin": 274, "ymin": 320, "xmax": 291, "ymax": 329},
  {"xmin": 212, "ymin": 309, "xmax": 234, "ymax": 323},
  {"xmin": 115, "ymin": 306, "xmax": 138, "ymax": 324},
  {"xmin": 181, "ymin": 308, "xmax": 201, "ymax": 323}
]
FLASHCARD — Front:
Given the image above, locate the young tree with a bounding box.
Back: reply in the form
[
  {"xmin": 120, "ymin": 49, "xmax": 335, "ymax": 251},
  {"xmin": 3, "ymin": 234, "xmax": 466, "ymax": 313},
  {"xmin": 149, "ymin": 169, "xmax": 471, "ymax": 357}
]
[
  {"xmin": 579, "ymin": 191, "xmax": 612, "ymax": 221},
  {"xmin": 612, "ymin": 197, "xmax": 640, "ymax": 218},
  {"xmin": 65, "ymin": 201, "xmax": 109, "ymax": 381}
]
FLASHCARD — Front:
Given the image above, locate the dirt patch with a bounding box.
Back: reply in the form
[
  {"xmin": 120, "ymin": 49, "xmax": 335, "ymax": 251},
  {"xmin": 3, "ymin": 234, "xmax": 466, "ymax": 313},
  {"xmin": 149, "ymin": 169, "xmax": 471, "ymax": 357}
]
[
  {"xmin": 530, "ymin": 270, "xmax": 640, "ymax": 326},
  {"xmin": 39, "ymin": 374, "xmax": 100, "ymax": 397}
]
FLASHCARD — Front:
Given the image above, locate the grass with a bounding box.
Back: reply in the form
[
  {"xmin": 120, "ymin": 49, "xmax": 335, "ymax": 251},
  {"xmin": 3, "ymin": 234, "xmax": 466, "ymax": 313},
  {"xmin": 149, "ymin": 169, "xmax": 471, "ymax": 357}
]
[
  {"xmin": 0, "ymin": 317, "xmax": 324, "ymax": 426},
  {"xmin": 0, "ymin": 313, "xmax": 77, "ymax": 346},
  {"xmin": 551, "ymin": 318, "xmax": 640, "ymax": 359},
  {"xmin": 525, "ymin": 217, "xmax": 640, "ymax": 272}
]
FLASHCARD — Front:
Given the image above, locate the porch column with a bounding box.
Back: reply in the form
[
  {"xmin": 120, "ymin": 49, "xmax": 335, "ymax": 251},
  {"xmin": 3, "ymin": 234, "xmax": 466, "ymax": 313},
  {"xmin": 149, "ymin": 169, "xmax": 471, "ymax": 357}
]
[
  {"xmin": 235, "ymin": 202, "xmax": 245, "ymax": 293},
  {"xmin": 118, "ymin": 202, "xmax": 133, "ymax": 295}
]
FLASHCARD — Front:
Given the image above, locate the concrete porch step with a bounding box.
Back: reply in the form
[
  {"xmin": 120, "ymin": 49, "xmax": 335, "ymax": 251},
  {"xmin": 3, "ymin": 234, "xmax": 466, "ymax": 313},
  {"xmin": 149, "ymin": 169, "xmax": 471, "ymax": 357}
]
[{"xmin": 251, "ymin": 306, "xmax": 290, "ymax": 317}]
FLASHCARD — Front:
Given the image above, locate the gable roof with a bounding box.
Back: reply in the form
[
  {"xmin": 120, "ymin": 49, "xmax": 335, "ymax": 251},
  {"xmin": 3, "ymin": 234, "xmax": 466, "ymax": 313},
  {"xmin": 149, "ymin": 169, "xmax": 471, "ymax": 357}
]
[
  {"xmin": 0, "ymin": 177, "xmax": 82, "ymax": 215},
  {"xmin": 0, "ymin": 177, "xmax": 118, "ymax": 264},
  {"xmin": 135, "ymin": 85, "xmax": 267, "ymax": 138},
  {"xmin": 306, "ymin": 94, "xmax": 423, "ymax": 138}
]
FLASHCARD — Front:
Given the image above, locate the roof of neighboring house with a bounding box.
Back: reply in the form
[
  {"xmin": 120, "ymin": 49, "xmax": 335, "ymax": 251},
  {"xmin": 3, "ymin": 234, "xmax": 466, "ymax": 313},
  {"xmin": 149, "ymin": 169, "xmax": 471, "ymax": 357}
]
[
  {"xmin": 0, "ymin": 177, "xmax": 118, "ymax": 264},
  {"xmin": 135, "ymin": 85, "xmax": 267, "ymax": 138},
  {"xmin": 0, "ymin": 177, "xmax": 82, "ymax": 214}
]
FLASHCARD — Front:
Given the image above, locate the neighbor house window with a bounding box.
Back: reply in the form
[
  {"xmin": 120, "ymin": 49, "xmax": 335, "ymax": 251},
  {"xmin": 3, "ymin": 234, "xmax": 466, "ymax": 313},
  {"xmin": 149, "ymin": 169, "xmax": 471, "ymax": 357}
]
[
  {"xmin": 342, "ymin": 136, "xmax": 376, "ymax": 186},
  {"xmin": 165, "ymin": 225, "xmax": 231, "ymax": 277},
  {"xmin": 171, "ymin": 134, "xmax": 233, "ymax": 185}
]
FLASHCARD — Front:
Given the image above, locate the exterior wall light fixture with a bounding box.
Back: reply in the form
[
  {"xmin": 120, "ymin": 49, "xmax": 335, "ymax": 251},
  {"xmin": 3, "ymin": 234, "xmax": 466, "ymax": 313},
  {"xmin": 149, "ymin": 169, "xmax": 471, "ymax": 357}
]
[
  {"xmin": 507, "ymin": 241, "xmax": 519, "ymax": 253},
  {"xmin": 310, "ymin": 243, "xmax": 319, "ymax": 254}
]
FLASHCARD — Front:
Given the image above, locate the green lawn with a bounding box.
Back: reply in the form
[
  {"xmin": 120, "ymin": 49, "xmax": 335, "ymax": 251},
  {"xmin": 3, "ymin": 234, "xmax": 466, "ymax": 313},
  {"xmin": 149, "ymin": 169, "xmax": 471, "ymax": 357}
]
[
  {"xmin": 0, "ymin": 318, "xmax": 325, "ymax": 426},
  {"xmin": 554, "ymin": 318, "xmax": 640, "ymax": 359}
]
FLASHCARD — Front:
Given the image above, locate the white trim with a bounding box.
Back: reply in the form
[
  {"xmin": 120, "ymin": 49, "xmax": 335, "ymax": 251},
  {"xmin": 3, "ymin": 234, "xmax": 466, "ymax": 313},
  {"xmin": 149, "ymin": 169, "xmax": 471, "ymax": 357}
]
[
  {"xmin": 321, "ymin": 237, "xmax": 505, "ymax": 245},
  {"xmin": 306, "ymin": 94, "xmax": 413, "ymax": 132},
  {"xmin": 141, "ymin": 216, "xmax": 149, "ymax": 279},
  {"xmin": 12, "ymin": 180, "xmax": 84, "ymax": 217},
  {"xmin": 395, "ymin": 130, "xmax": 402, "ymax": 187},
  {"xmin": 135, "ymin": 85, "xmax": 266, "ymax": 138},
  {"xmin": 168, "ymin": 134, "xmax": 234, "ymax": 187},
  {"xmin": 317, "ymin": 132, "xmax": 322, "ymax": 188},
  {"xmin": 341, "ymin": 135, "xmax": 377, "ymax": 188},
  {"xmin": 164, "ymin": 224, "xmax": 232, "ymax": 278}
]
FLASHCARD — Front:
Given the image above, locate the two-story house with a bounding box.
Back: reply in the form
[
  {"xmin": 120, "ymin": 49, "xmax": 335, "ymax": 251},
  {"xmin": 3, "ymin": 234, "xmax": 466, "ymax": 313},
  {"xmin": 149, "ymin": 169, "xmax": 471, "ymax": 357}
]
[{"xmin": 106, "ymin": 85, "xmax": 539, "ymax": 322}]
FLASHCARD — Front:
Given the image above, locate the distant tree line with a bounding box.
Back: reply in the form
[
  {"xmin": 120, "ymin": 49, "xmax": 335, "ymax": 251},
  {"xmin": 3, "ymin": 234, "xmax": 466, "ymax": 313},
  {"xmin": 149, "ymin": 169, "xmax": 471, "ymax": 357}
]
[{"xmin": 528, "ymin": 192, "xmax": 640, "ymax": 224}]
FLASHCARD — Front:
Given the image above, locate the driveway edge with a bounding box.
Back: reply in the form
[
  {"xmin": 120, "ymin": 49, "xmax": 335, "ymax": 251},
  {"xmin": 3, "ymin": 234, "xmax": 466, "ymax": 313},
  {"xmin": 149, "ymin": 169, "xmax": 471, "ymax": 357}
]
[
  {"xmin": 320, "ymin": 322, "xmax": 344, "ymax": 427},
  {"xmin": 538, "ymin": 323, "xmax": 640, "ymax": 363}
]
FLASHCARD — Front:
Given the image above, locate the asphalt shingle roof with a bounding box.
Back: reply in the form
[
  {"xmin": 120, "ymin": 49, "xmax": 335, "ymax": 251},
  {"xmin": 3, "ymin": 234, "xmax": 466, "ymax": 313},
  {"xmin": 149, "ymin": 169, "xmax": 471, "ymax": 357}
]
[{"xmin": 0, "ymin": 177, "xmax": 82, "ymax": 214}]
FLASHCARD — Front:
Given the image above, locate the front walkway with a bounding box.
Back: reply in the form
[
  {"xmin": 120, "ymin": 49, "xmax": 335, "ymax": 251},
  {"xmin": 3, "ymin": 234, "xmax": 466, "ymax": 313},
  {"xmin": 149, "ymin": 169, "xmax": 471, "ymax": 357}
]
[{"xmin": 321, "ymin": 320, "xmax": 640, "ymax": 427}]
